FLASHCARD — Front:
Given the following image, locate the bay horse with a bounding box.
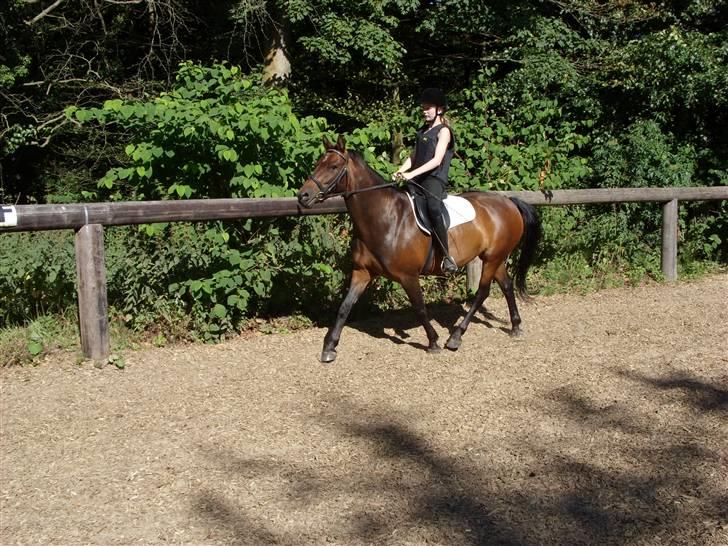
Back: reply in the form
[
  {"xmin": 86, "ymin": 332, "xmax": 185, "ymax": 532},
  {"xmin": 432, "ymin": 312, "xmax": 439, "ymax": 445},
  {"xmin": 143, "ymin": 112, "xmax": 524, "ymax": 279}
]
[{"xmin": 297, "ymin": 136, "xmax": 540, "ymax": 363}]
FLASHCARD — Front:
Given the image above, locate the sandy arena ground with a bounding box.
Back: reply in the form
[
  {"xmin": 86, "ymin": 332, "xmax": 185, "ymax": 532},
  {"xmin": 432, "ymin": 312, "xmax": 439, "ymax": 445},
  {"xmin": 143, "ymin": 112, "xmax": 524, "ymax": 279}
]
[{"xmin": 1, "ymin": 274, "xmax": 727, "ymax": 545}]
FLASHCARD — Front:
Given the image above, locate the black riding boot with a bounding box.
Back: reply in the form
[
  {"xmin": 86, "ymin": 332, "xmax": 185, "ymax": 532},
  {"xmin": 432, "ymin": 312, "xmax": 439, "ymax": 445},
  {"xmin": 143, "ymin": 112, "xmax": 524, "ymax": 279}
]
[{"xmin": 434, "ymin": 214, "xmax": 458, "ymax": 273}]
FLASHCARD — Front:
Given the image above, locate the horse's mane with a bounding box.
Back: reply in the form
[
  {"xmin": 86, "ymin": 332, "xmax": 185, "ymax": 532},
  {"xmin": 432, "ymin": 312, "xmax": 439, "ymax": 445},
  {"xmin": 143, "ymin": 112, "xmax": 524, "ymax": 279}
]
[{"xmin": 347, "ymin": 150, "xmax": 389, "ymax": 186}]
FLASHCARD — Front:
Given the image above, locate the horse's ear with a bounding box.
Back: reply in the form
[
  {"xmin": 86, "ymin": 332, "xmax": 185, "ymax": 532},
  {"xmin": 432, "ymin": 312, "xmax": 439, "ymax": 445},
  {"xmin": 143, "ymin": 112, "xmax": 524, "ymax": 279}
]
[
  {"xmin": 322, "ymin": 135, "xmax": 333, "ymax": 149},
  {"xmin": 336, "ymin": 135, "xmax": 346, "ymax": 151}
]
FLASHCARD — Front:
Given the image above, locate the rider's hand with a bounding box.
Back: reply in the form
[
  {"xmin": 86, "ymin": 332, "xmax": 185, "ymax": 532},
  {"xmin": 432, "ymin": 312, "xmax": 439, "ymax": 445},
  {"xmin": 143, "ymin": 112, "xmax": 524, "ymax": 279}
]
[{"xmin": 392, "ymin": 171, "xmax": 408, "ymax": 184}]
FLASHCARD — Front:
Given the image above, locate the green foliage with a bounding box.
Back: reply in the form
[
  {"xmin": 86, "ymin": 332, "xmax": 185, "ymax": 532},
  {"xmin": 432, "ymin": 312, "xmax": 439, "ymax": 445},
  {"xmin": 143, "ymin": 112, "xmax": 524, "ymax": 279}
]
[
  {"xmin": 0, "ymin": 216, "xmax": 352, "ymax": 341},
  {"xmin": 63, "ymin": 63, "xmax": 343, "ymax": 336},
  {"xmin": 535, "ymin": 206, "xmax": 664, "ymax": 293},
  {"xmin": 681, "ymin": 200, "xmax": 728, "ymax": 263},
  {"xmin": 0, "ymin": 55, "xmax": 31, "ymax": 91},
  {"xmin": 609, "ymin": 27, "xmax": 728, "ymax": 130},
  {"xmin": 592, "ymin": 121, "xmax": 697, "ymax": 190},
  {"xmin": 589, "ymin": 121, "xmax": 695, "ymax": 241},
  {"xmin": 286, "ymin": 0, "xmax": 417, "ymax": 76},
  {"xmin": 73, "ymin": 62, "xmax": 327, "ymax": 200},
  {"xmin": 107, "ymin": 353, "xmax": 125, "ymax": 369},
  {"xmin": 0, "ymin": 313, "xmax": 79, "ymax": 367},
  {"xmin": 0, "ymin": 1, "xmax": 31, "ymax": 90},
  {"xmin": 533, "ymin": 120, "xmax": 725, "ymax": 287},
  {"xmin": 0, "ymin": 232, "xmax": 76, "ymax": 325},
  {"xmin": 297, "ymin": 14, "xmax": 403, "ymax": 69},
  {"xmin": 102, "ymin": 215, "xmax": 355, "ymax": 339},
  {"xmin": 451, "ymin": 69, "xmax": 592, "ymax": 192},
  {"xmin": 587, "ymin": 121, "xmax": 727, "ymax": 268},
  {"xmin": 1, "ymin": 124, "xmax": 37, "ymax": 156}
]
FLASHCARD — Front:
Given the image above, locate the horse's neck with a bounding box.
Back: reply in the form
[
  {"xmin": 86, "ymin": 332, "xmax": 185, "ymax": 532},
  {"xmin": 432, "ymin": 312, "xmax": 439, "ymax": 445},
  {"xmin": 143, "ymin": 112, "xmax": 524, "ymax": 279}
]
[{"xmin": 345, "ymin": 160, "xmax": 407, "ymax": 237}]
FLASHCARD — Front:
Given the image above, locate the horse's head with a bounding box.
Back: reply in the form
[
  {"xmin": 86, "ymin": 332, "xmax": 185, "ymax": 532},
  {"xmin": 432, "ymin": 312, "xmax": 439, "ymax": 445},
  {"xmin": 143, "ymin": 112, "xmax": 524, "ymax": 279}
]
[{"xmin": 297, "ymin": 135, "xmax": 349, "ymax": 208}]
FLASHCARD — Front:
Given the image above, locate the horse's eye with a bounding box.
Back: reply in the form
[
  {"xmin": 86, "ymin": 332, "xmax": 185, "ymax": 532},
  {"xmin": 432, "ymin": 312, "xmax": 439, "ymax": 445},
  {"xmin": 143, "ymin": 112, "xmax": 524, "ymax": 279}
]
[{"xmin": 329, "ymin": 165, "xmax": 337, "ymax": 170}]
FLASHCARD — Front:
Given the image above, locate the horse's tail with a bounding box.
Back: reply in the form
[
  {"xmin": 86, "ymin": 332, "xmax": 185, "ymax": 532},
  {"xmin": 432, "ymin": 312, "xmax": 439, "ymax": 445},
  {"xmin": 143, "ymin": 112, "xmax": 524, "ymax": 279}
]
[{"xmin": 509, "ymin": 197, "xmax": 541, "ymax": 299}]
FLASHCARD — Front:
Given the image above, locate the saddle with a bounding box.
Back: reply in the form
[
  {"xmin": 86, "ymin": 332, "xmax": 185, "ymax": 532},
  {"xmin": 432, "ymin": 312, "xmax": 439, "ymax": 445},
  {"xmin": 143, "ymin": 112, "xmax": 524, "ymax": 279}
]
[
  {"xmin": 405, "ymin": 191, "xmax": 476, "ymax": 235},
  {"xmin": 405, "ymin": 190, "xmax": 476, "ymax": 273},
  {"xmin": 410, "ymin": 192, "xmax": 450, "ymax": 234}
]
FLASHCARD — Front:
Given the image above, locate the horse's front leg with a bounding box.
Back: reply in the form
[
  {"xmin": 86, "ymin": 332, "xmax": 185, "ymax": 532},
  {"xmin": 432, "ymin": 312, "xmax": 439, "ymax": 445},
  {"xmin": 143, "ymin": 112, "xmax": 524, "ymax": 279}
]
[
  {"xmin": 400, "ymin": 276, "xmax": 441, "ymax": 353},
  {"xmin": 321, "ymin": 268, "xmax": 371, "ymax": 363}
]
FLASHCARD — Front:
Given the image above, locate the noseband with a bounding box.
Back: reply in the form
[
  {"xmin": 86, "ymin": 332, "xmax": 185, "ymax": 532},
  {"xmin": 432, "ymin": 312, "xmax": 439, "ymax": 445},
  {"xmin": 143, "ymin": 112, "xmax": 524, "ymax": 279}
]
[{"xmin": 306, "ymin": 149, "xmax": 348, "ymax": 202}]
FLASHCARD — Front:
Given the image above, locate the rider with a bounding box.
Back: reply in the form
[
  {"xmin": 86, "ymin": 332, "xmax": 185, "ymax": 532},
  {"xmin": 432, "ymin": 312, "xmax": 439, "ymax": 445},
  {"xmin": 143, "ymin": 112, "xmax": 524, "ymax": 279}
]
[{"xmin": 392, "ymin": 87, "xmax": 458, "ymax": 273}]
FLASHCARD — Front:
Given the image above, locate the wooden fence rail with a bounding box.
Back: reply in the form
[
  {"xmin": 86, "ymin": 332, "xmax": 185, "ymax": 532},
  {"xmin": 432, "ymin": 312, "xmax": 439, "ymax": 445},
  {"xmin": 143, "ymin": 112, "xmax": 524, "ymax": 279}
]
[
  {"xmin": 2, "ymin": 185, "xmax": 727, "ymax": 362},
  {"xmin": 2, "ymin": 186, "xmax": 727, "ymax": 232}
]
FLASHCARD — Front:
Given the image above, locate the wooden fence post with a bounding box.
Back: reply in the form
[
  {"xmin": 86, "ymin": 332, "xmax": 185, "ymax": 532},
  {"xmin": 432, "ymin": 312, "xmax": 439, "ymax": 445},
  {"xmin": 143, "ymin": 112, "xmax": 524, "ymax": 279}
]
[
  {"xmin": 466, "ymin": 257, "xmax": 482, "ymax": 293},
  {"xmin": 75, "ymin": 224, "xmax": 110, "ymax": 362},
  {"xmin": 661, "ymin": 199, "xmax": 678, "ymax": 282}
]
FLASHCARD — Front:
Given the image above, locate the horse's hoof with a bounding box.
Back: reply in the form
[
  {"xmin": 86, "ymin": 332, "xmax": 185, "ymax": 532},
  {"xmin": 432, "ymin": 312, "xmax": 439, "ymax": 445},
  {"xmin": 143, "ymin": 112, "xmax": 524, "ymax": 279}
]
[
  {"xmin": 510, "ymin": 327, "xmax": 523, "ymax": 338},
  {"xmin": 427, "ymin": 344, "xmax": 442, "ymax": 354},
  {"xmin": 445, "ymin": 336, "xmax": 461, "ymax": 351},
  {"xmin": 320, "ymin": 350, "xmax": 337, "ymax": 363}
]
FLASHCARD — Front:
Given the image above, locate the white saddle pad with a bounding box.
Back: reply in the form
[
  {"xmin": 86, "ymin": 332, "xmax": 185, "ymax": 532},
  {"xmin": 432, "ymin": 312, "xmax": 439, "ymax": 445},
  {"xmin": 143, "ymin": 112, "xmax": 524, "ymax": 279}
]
[{"xmin": 407, "ymin": 193, "xmax": 476, "ymax": 235}]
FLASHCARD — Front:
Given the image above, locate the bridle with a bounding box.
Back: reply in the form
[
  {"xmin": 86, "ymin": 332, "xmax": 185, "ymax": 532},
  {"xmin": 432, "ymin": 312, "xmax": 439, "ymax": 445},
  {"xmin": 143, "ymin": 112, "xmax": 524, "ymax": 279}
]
[
  {"xmin": 306, "ymin": 148, "xmax": 349, "ymax": 202},
  {"xmin": 305, "ymin": 148, "xmax": 398, "ymax": 203}
]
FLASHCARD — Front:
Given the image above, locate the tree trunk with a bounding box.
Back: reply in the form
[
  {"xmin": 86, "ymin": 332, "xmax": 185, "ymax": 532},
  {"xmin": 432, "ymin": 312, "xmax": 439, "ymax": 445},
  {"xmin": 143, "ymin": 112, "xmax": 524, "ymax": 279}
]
[
  {"xmin": 392, "ymin": 131, "xmax": 404, "ymax": 165},
  {"xmin": 263, "ymin": 21, "xmax": 291, "ymax": 84},
  {"xmin": 391, "ymin": 87, "xmax": 404, "ymax": 164}
]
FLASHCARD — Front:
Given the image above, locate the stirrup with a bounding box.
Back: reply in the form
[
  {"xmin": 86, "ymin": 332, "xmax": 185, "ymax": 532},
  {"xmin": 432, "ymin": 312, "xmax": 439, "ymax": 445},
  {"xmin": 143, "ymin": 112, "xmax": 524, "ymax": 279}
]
[{"xmin": 441, "ymin": 255, "xmax": 458, "ymax": 273}]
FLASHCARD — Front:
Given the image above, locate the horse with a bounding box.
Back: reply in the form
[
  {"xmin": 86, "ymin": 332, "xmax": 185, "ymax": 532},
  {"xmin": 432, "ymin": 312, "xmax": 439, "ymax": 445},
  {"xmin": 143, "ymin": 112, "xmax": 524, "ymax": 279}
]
[{"xmin": 297, "ymin": 135, "xmax": 541, "ymax": 363}]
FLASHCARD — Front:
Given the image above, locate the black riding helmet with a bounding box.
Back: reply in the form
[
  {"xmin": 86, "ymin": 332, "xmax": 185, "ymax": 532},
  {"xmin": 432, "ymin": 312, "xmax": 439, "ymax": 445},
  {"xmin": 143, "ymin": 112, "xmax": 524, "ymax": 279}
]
[{"xmin": 419, "ymin": 87, "xmax": 448, "ymax": 112}]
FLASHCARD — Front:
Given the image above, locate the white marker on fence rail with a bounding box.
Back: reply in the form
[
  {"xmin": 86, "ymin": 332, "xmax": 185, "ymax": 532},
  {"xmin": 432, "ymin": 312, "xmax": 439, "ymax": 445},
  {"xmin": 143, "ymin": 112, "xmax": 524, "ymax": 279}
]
[{"xmin": 0, "ymin": 205, "xmax": 18, "ymax": 227}]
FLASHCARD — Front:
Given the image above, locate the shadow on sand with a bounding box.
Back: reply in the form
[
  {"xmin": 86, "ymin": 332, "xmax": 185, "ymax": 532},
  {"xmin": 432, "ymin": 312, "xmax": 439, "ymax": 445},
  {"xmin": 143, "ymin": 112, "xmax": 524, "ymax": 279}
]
[{"xmin": 192, "ymin": 367, "xmax": 727, "ymax": 544}]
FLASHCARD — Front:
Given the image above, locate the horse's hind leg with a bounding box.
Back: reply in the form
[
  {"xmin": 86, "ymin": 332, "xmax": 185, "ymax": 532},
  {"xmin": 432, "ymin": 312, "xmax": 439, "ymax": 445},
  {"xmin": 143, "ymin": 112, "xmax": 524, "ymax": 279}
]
[
  {"xmin": 493, "ymin": 262, "xmax": 522, "ymax": 336},
  {"xmin": 400, "ymin": 276, "xmax": 441, "ymax": 353},
  {"xmin": 445, "ymin": 258, "xmax": 499, "ymax": 351},
  {"xmin": 321, "ymin": 268, "xmax": 371, "ymax": 363}
]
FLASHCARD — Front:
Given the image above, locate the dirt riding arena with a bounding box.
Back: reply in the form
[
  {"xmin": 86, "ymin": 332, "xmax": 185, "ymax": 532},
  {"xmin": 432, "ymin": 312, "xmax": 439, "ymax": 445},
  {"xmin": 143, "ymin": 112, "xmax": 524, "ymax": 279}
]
[{"xmin": 1, "ymin": 274, "xmax": 727, "ymax": 545}]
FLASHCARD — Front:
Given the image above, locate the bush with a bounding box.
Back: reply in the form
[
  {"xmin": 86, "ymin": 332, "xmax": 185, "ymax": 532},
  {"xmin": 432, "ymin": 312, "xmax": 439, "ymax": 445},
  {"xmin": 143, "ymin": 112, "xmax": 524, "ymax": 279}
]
[{"xmin": 0, "ymin": 231, "xmax": 76, "ymax": 327}]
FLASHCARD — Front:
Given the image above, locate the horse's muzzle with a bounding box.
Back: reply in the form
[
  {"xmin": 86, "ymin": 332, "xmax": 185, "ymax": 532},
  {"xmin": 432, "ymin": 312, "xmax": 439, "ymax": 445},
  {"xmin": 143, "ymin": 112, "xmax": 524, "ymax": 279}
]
[{"xmin": 297, "ymin": 189, "xmax": 316, "ymax": 208}]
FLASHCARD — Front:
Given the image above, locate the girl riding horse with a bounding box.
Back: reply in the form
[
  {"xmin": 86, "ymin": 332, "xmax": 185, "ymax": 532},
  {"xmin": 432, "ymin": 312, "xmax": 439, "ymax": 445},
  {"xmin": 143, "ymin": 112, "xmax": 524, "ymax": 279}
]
[
  {"xmin": 297, "ymin": 134, "xmax": 540, "ymax": 362},
  {"xmin": 393, "ymin": 87, "xmax": 457, "ymax": 273}
]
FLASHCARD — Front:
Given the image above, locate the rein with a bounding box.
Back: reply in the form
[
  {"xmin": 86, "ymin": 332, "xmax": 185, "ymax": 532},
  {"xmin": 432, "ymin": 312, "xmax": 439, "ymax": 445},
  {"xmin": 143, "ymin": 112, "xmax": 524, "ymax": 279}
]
[
  {"xmin": 330, "ymin": 182, "xmax": 397, "ymax": 199},
  {"xmin": 307, "ymin": 148, "xmax": 450, "ymax": 202}
]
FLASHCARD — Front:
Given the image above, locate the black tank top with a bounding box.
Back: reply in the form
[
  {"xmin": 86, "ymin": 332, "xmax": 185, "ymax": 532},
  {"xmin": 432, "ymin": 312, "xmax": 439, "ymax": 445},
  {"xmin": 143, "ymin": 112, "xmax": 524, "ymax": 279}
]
[{"xmin": 411, "ymin": 123, "xmax": 454, "ymax": 184}]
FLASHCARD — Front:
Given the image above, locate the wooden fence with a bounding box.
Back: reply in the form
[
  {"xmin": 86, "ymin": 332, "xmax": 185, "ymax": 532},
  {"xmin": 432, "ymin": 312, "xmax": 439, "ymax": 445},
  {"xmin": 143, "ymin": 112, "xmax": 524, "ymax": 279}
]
[{"xmin": 2, "ymin": 185, "xmax": 727, "ymax": 361}]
